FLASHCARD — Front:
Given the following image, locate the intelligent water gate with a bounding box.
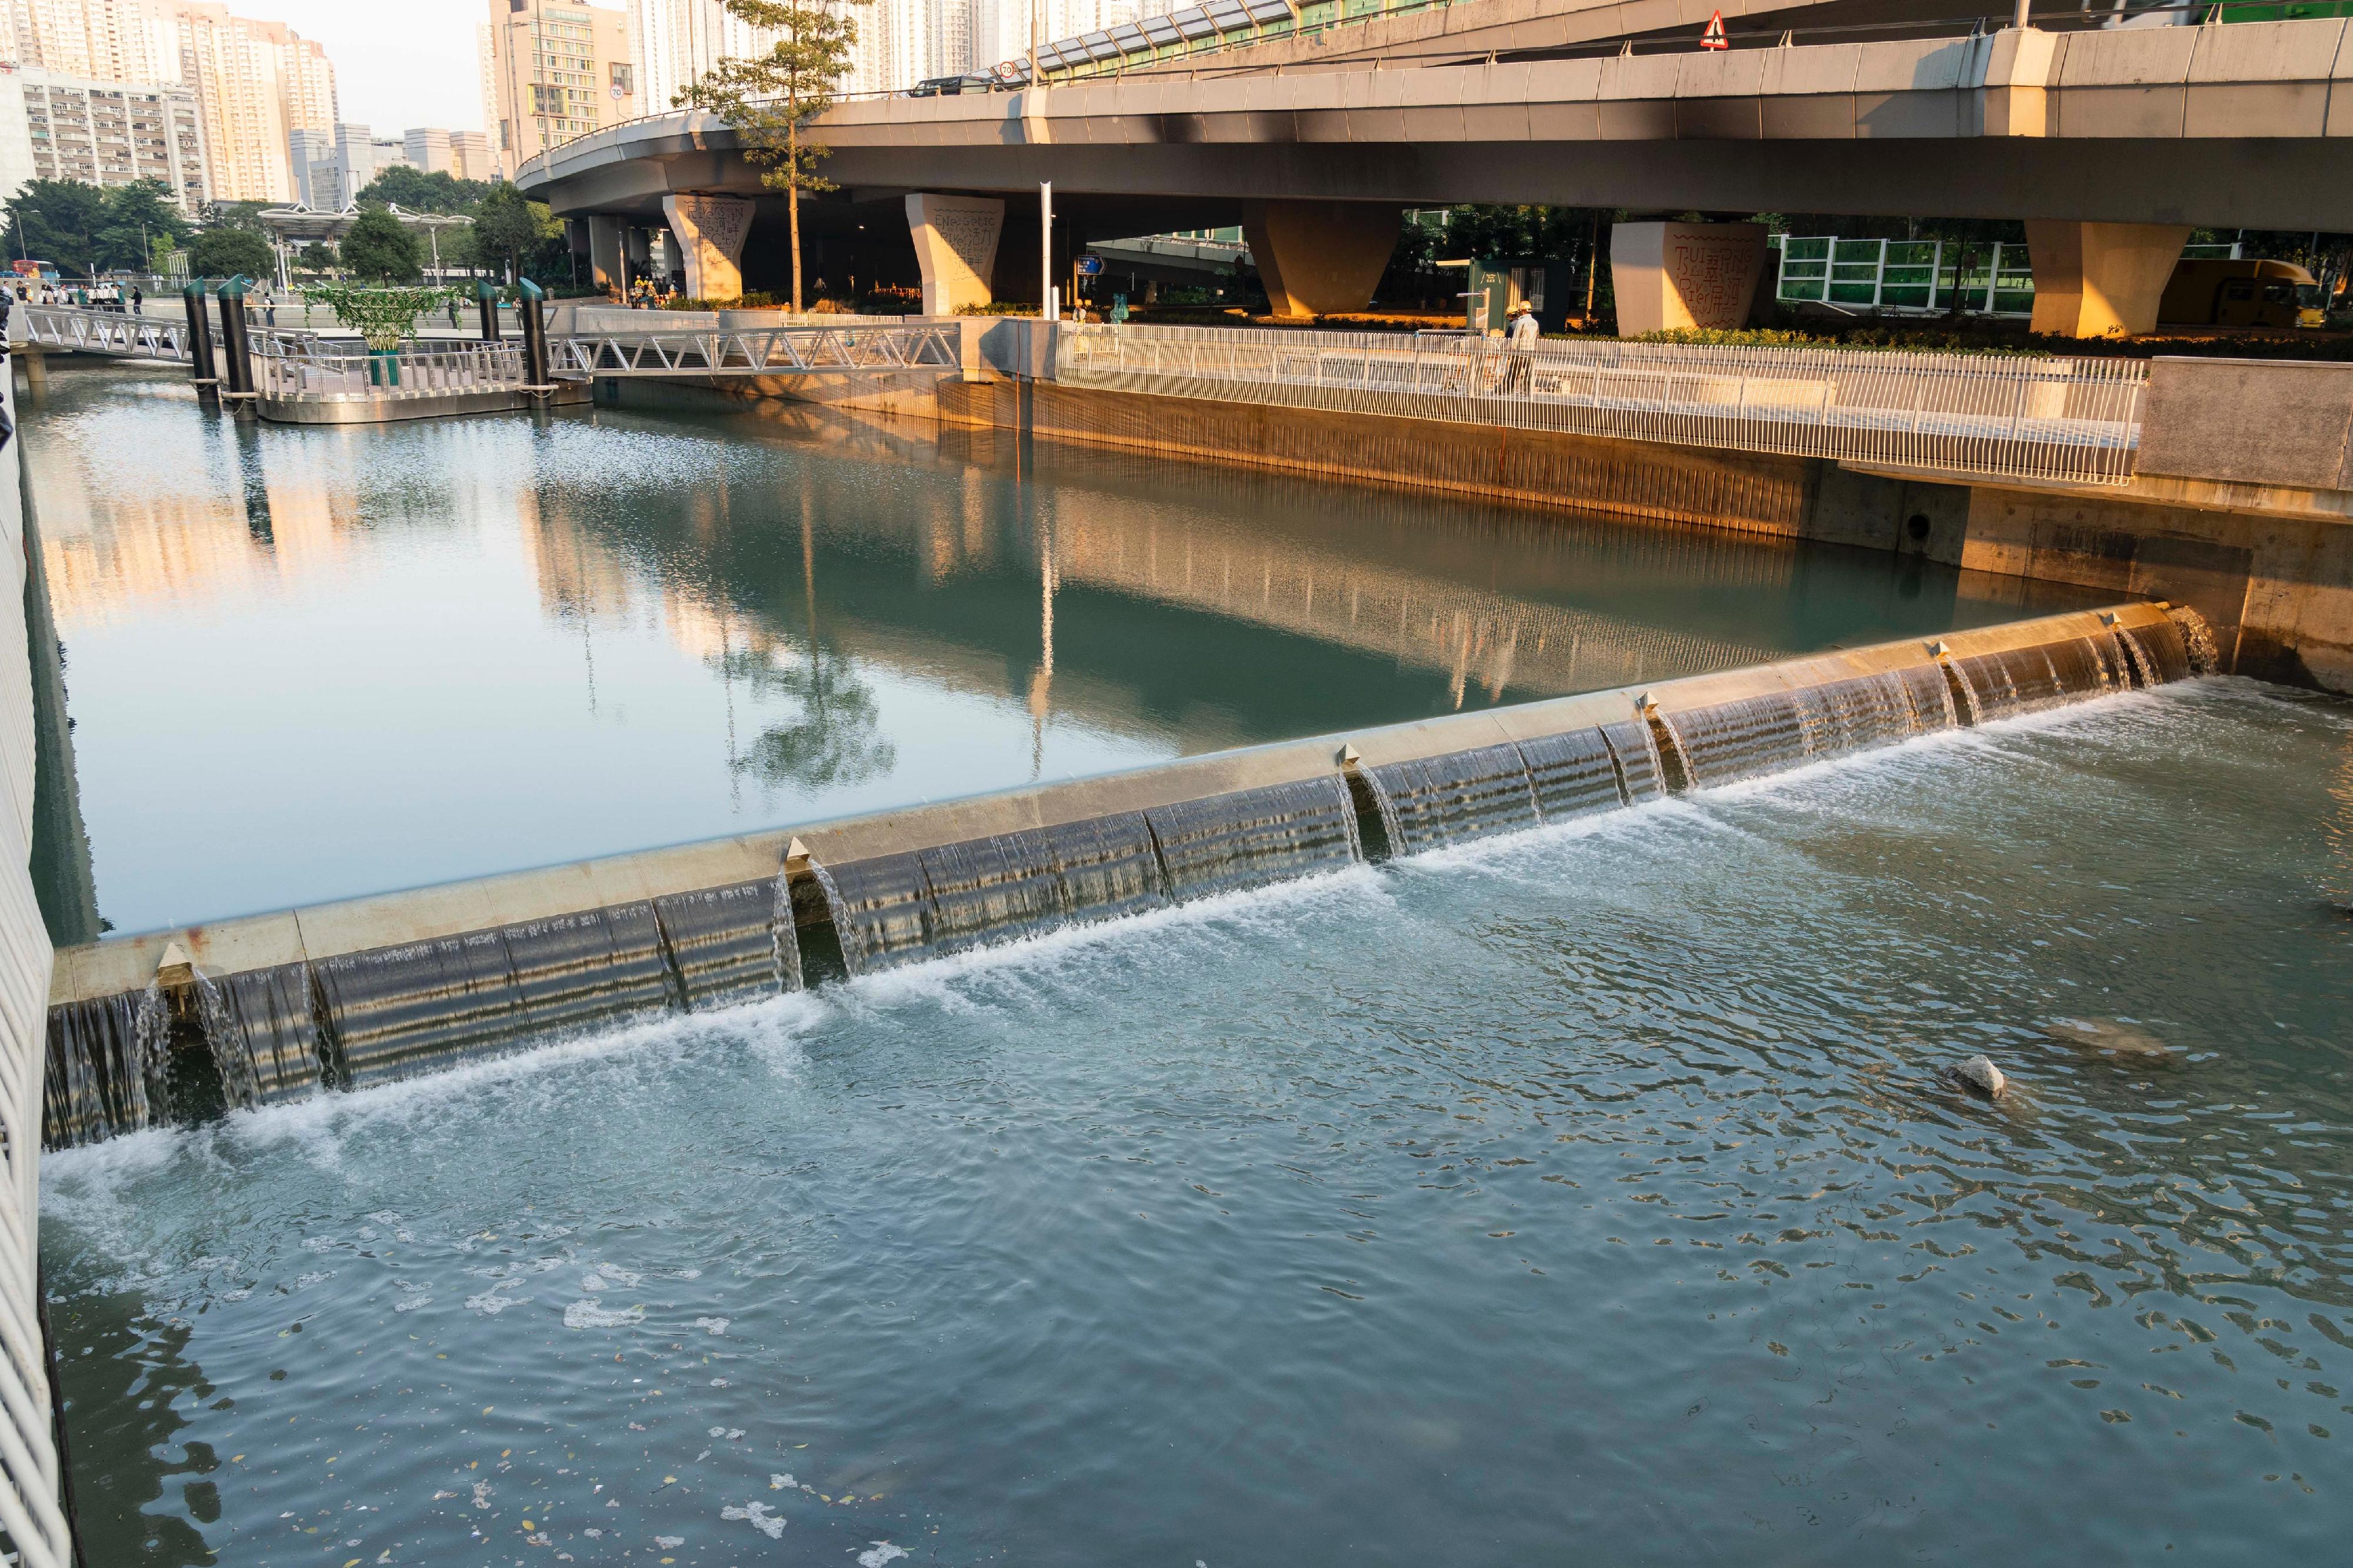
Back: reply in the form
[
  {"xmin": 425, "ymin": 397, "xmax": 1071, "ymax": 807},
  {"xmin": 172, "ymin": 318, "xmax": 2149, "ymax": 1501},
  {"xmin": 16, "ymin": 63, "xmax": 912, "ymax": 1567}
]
[{"xmin": 41, "ymin": 603, "xmax": 2209, "ymax": 1149}]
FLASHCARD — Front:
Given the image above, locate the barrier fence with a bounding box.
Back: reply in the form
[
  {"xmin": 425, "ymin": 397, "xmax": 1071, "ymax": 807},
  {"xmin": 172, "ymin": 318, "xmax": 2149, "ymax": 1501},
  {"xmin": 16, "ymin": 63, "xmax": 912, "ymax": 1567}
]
[
  {"xmin": 1056, "ymin": 323, "xmax": 2148, "ymax": 486},
  {"xmin": 549, "ymin": 323, "xmax": 962, "ymax": 378},
  {"xmin": 251, "ymin": 333, "xmax": 531, "ymax": 400}
]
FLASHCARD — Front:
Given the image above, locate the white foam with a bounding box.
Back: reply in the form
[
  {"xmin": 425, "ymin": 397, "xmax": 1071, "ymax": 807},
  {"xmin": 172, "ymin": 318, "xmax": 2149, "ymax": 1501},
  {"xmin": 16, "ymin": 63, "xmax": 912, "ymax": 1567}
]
[
  {"xmin": 562, "ymin": 1299, "xmax": 645, "ymax": 1329},
  {"xmin": 722, "ymin": 1502, "xmax": 785, "ymax": 1539}
]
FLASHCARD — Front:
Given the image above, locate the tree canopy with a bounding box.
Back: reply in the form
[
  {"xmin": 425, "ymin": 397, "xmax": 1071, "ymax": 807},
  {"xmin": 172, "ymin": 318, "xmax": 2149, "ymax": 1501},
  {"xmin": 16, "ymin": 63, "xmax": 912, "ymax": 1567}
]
[
  {"xmin": 470, "ymin": 182, "xmax": 563, "ymax": 282},
  {"xmin": 339, "ymin": 205, "xmax": 423, "ymax": 283},
  {"xmin": 679, "ymin": 0, "xmax": 871, "ymax": 309},
  {"xmin": 355, "ymin": 166, "xmax": 496, "ymax": 215},
  {"xmin": 2, "ymin": 179, "xmax": 194, "ymax": 275},
  {"xmin": 186, "ymin": 225, "xmax": 274, "ymax": 281}
]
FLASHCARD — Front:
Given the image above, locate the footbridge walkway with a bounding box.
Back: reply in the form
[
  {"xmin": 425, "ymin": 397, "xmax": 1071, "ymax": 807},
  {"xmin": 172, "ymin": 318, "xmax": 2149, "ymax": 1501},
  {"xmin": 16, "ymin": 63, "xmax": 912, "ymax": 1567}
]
[{"xmin": 10, "ymin": 306, "xmax": 962, "ymax": 414}]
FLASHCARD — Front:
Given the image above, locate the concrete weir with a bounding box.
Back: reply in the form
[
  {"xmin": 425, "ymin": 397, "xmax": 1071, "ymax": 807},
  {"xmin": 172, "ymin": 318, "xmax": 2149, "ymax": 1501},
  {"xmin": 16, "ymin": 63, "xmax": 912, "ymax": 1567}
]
[{"xmin": 41, "ymin": 602, "xmax": 2208, "ymax": 1147}]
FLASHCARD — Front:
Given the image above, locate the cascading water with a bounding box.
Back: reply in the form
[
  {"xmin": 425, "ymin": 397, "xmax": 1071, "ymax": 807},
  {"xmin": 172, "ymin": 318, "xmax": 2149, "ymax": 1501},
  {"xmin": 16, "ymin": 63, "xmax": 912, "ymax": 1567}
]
[
  {"xmin": 1361, "ymin": 745, "xmax": 1544, "ymax": 856},
  {"xmin": 1518, "ymin": 727, "xmax": 1635, "ymax": 817},
  {"xmin": 42, "ymin": 986, "xmax": 162, "ymax": 1146},
  {"xmin": 44, "ymin": 619, "xmax": 2215, "ymax": 1149}
]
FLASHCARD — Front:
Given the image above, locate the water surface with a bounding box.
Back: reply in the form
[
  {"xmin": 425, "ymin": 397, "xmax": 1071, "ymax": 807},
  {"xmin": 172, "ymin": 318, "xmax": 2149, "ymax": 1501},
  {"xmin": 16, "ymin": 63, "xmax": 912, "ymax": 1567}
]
[
  {"xmin": 41, "ymin": 679, "xmax": 2353, "ymax": 1566},
  {"xmin": 23, "ymin": 367, "xmax": 2098, "ymax": 935}
]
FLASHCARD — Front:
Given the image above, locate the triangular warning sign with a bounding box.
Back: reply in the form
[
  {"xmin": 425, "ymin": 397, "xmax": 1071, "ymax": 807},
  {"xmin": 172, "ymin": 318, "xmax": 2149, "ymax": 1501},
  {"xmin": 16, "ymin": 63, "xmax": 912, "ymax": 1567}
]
[{"xmin": 1701, "ymin": 9, "xmax": 1729, "ymax": 48}]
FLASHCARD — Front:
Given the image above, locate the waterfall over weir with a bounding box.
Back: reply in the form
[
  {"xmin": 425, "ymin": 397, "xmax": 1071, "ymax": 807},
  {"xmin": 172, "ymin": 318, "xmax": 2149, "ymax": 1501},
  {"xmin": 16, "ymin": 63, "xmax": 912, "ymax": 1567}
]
[{"xmin": 41, "ymin": 608, "xmax": 2213, "ymax": 1149}]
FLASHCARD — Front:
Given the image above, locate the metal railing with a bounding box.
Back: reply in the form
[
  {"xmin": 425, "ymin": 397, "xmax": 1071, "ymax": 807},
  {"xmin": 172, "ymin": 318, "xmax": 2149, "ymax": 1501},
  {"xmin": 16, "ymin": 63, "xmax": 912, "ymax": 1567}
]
[
  {"xmin": 1056, "ymin": 323, "xmax": 2148, "ymax": 486},
  {"xmin": 251, "ymin": 333, "xmax": 531, "ymax": 401},
  {"xmin": 551, "ymin": 323, "xmax": 962, "ymax": 378},
  {"xmin": 0, "ymin": 371, "xmax": 72, "ymax": 1568},
  {"xmin": 18, "ymin": 304, "xmax": 190, "ymax": 361}
]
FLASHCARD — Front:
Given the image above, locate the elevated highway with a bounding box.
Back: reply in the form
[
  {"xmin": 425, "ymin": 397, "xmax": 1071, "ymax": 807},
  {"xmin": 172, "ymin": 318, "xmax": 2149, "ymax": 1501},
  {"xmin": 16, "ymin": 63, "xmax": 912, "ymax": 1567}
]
[{"xmin": 521, "ymin": 16, "xmax": 2353, "ymax": 331}]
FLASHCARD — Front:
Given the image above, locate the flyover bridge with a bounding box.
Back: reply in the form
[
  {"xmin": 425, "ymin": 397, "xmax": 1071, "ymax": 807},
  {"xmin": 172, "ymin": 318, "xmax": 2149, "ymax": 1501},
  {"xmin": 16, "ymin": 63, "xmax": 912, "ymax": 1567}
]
[{"xmin": 521, "ymin": 11, "xmax": 2353, "ymax": 334}]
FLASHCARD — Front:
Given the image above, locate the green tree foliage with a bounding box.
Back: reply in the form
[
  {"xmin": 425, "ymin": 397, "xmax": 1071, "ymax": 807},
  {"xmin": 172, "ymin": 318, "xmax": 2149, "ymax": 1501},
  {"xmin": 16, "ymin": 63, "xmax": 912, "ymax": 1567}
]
[
  {"xmin": 91, "ymin": 180, "xmax": 188, "ymax": 272},
  {"xmin": 4, "ymin": 179, "xmax": 108, "ymax": 275},
  {"xmin": 200, "ymin": 199, "xmax": 273, "ymax": 235},
  {"xmin": 470, "ymin": 182, "xmax": 562, "ymax": 283},
  {"xmin": 339, "ymin": 206, "xmax": 423, "ymax": 283},
  {"xmin": 678, "ymin": 0, "xmax": 873, "ymax": 311},
  {"xmin": 186, "ymin": 225, "xmax": 274, "ymax": 281},
  {"xmin": 297, "ymin": 241, "xmax": 339, "ymax": 273},
  {"xmin": 355, "ymin": 166, "xmax": 496, "ymax": 215}
]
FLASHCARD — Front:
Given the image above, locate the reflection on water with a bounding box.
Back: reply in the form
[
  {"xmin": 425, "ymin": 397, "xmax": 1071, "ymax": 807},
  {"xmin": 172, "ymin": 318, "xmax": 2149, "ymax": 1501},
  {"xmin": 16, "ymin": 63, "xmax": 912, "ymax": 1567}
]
[
  {"xmin": 38, "ymin": 682, "xmax": 2353, "ymax": 1567},
  {"xmin": 22, "ymin": 366, "xmax": 2101, "ymax": 936}
]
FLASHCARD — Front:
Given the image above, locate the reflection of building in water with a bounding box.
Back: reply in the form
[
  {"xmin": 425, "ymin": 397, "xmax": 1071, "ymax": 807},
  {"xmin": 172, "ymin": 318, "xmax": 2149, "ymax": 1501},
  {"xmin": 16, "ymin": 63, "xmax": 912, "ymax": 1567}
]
[
  {"xmin": 1036, "ymin": 498, "xmax": 1776, "ymax": 706},
  {"xmin": 28, "ymin": 429, "xmax": 354, "ymax": 630}
]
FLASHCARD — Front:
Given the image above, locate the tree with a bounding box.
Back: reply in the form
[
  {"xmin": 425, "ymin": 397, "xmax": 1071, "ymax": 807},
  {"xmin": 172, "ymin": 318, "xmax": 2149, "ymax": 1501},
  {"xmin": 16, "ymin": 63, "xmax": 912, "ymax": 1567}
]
[
  {"xmin": 297, "ymin": 241, "xmax": 339, "ymax": 274},
  {"xmin": 470, "ymin": 182, "xmax": 562, "ymax": 284},
  {"xmin": 355, "ymin": 166, "xmax": 495, "ymax": 215},
  {"xmin": 4, "ymin": 179, "xmax": 107, "ymax": 276},
  {"xmin": 199, "ymin": 199, "xmax": 272, "ymax": 234},
  {"xmin": 93, "ymin": 180, "xmax": 187, "ymax": 272},
  {"xmin": 339, "ymin": 206, "xmax": 423, "ymax": 283},
  {"xmin": 186, "ymin": 225, "xmax": 273, "ymax": 280},
  {"xmin": 679, "ymin": 0, "xmax": 873, "ymax": 311}
]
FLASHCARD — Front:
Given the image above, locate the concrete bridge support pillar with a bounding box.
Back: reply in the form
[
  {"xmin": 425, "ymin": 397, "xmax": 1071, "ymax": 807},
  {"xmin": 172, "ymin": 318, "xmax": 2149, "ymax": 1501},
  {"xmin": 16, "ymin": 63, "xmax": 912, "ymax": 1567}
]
[
  {"xmin": 1242, "ymin": 200, "xmax": 1401, "ymax": 319},
  {"xmin": 2024, "ymin": 221, "xmax": 2194, "ymax": 338},
  {"xmin": 586, "ymin": 215, "xmax": 625, "ymax": 295},
  {"xmin": 907, "ymin": 194, "xmax": 1006, "ymax": 316},
  {"xmin": 662, "ymin": 195, "xmax": 754, "ymax": 303},
  {"xmin": 1609, "ymin": 221, "xmax": 1768, "ymax": 335}
]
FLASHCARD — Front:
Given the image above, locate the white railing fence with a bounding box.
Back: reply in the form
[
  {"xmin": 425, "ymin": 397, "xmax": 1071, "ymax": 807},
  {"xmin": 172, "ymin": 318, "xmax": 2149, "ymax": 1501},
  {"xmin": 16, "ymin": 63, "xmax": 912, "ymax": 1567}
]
[
  {"xmin": 251, "ymin": 333, "xmax": 529, "ymax": 401},
  {"xmin": 18, "ymin": 305, "xmax": 189, "ymax": 362},
  {"xmin": 0, "ymin": 367, "xmax": 74, "ymax": 1568},
  {"xmin": 549, "ymin": 323, "xmax": 963, "ymax": 378},
  {"xmin": 1056, "ymin": 323, "xmax": 2148, "ymax": 486}
]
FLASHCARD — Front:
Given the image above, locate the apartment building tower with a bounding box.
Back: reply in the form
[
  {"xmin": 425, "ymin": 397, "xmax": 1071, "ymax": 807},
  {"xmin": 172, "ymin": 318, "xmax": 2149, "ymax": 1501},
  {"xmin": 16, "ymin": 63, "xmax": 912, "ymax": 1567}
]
[{"xmin": 481, "ymin": 0, "xmax": 638, "ymax": 178}]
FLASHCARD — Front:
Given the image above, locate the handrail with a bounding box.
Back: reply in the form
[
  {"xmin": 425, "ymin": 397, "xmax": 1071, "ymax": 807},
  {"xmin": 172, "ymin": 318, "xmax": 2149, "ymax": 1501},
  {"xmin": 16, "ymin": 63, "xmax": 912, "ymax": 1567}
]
[{"xmin": 1056, "ymin": 322, "xmax": 2148, "ymax": 486}]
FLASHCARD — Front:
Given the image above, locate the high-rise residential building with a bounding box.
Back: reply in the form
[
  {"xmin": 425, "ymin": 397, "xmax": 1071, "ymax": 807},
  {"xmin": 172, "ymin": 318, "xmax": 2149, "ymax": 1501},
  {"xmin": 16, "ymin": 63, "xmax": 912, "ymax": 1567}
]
[
  {"xmin": 0, "ymin": 68, "xmax": 208, "ymax": 208},
  {"xmin": 481, "ymin": 0, "xmax": 639, "ymax": 178},
  {"xmin": 628, "ymin": 0, "xmax": 776, "ymax": 115},
  {"xmin": 404, "ymin": 125, "xmax": 496, "ymax": 184},
  {"xmin": 0, "ymin": 0, "xmax": 338, "ymax": 203},
  {"xmin": 166, "ymin": 2, "xmax": 337, "ymax": 200}
]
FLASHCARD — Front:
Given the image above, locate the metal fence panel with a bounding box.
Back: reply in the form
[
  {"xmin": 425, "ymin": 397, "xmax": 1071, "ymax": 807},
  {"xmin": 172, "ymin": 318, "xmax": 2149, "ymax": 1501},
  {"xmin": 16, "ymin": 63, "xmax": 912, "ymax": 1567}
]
[{"xmin": 1055, "ymin": 322, "xmax": 2146, "ymax": 486}]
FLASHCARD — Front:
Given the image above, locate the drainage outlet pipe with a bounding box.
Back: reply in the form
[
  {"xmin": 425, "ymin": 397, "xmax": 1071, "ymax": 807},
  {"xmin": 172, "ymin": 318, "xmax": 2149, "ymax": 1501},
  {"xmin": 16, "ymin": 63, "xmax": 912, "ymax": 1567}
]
[
  {"xmin": 517, "ymin": 277, "xmax": 551, "ymax": 391},
  {"xmin": 214, "ymin": 275, "xmax": 258, "ymax": 401},
  {"xmin": 475, "ymin": 278, "xmax": 502, "ymax": 343},
  {"xmin": 182, "ymin": 279, "xmax": 218, "ymax": 386}
]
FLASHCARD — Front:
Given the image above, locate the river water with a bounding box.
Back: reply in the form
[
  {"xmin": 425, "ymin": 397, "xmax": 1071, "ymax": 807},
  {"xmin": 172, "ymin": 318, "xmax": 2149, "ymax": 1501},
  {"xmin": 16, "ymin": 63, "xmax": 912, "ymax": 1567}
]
[
  {"xmin": 20, "ymin": 368, "xmax": 2097, "ymax": 939},
  {"xmin": 38, "ymin": 676, "xmax": 2353, "ymax": 1566}
]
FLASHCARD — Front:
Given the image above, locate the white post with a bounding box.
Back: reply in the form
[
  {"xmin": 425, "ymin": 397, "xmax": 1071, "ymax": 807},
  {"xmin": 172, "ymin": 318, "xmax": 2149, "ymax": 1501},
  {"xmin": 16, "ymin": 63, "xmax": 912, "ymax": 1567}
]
[{"xmin": 1040, "ymin": 181, "xmax": 1055, "ymax": 322}]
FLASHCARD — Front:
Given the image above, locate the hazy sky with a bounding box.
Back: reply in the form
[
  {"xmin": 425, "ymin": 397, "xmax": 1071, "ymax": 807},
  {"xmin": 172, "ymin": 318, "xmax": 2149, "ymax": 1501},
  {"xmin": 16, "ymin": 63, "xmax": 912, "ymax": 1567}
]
[{"xmin": 251, "ymin": 0, "xmax": 628, "ymax": 137}]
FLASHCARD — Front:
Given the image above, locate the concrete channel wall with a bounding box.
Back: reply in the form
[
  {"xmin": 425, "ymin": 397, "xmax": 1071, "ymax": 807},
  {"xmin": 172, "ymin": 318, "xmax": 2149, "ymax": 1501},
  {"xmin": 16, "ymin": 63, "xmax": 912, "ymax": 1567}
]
[
  {"xmin": 53, "ymin": 601, "xmax": 2177, "ymax": 1008},
  {"xmin": 0, "ymin": 372, "xmax": 78, "ymax": 1566}
]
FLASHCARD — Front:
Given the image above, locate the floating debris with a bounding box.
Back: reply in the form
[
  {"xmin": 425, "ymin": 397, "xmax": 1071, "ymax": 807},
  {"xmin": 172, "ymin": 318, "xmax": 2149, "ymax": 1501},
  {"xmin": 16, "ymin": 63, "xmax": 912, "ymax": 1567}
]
[{"xmin": 2041, "ymin": 1017, "xmax": 2178, "ymax": 1061}]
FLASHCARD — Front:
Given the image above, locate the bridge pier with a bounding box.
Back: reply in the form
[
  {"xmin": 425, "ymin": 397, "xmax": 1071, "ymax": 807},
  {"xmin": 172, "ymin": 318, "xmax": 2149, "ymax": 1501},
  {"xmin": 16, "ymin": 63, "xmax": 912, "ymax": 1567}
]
[
  {"xmin": 662, "ymin": 195, "xmax": 755, "ymax": 303},
  {"xmin": 1241, "ymin": 201, "xmax": 1400, "ymax": 319},
  {"xmin": 587, "ymin": 215, "xmax": 625, "ymax": 296},
  {"xmin": 2024, "ymin": 221, "xmax": 2197, "ymax": 339},
  {"xmin": 907, "ymin": 194, "xmax": 1005, "ymax": 317},
  {"xmin": 1608, "ymin": 222, "xmax": 1769, "ymax": 336}
]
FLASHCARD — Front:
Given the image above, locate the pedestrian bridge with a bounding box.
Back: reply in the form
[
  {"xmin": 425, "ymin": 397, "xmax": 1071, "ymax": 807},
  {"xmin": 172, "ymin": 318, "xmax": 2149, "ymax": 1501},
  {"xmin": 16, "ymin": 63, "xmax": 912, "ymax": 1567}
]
[{"xmin": 12, "ymin": 306, "xmax": 962, "ymax": 392}]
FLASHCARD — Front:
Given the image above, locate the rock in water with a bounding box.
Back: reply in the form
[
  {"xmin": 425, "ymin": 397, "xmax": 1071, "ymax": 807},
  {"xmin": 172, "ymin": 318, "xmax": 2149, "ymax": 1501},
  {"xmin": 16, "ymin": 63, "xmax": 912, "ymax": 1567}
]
[{"xmin": 1950, "ymin": 1055, "xmax": 2007, "ymax": 1099}]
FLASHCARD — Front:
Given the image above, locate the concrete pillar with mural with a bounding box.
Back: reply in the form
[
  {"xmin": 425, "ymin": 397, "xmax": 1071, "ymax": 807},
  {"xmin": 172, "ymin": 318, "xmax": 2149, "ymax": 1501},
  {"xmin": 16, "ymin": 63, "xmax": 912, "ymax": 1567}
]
[
  {"xmin": 662, "ymin": 195, "xmax": 756, "ymax": 302},
  {"xmin": 1608, "ymin": 221, "xmax": 1768, "ymax": 335},
  {"xmin": 586, "ymin": 215, "xmax": 625, "ymax": 294},
  {"xmin": 2024, "ymin": 221, "xmax": 2194, "ymax": 338},
  {"xmin": 906, "ymin": 193, "xmax": 1006, "ymax": 316},
  {"xmin": 1242, "ymin": 200, "xmax": 1402, "ymax": 319}
]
